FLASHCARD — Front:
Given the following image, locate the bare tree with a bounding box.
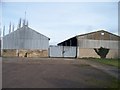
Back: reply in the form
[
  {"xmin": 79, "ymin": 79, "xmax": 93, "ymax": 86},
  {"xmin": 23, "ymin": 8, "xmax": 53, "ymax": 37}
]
[
  {"xmin": 9, "ymin": 22, "xmax": 11, "ymax": 34},
  {"xmin": 17, "ymin": 18, "xmax": 22, "ymax": 29},
  {"xmin": 3, "ymin": 25, "xmax": 5, "ymax": 37},
  {"xmin": 12, "ymin": 24, "xmax": 14, "ymax": 32}
]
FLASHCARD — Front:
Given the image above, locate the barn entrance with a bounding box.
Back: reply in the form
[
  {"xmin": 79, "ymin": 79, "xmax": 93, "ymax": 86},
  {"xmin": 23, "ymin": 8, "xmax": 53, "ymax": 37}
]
[{"xmin": 49, "ymin": 46, "xmax": 77, "ymax": 58}]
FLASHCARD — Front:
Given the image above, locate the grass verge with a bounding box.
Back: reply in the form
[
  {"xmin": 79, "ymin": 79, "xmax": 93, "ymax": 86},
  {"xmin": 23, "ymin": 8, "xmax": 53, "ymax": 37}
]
[{"xmin": 89, "ymin": 58, "xmax": 120, "ymax": 68}]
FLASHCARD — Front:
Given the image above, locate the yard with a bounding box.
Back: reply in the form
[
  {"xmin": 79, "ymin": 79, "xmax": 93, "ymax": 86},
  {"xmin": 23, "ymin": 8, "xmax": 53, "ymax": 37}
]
[{"xmin": 2, "ymin": 57, "xmax": 119, "ymax": 88}]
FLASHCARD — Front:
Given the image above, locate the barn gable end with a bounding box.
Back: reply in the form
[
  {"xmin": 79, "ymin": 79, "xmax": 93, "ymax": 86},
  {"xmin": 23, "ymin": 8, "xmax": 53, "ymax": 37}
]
[
  {"xmin": 2, "ymin": 25, "xmax": 50, "ymax": 57},
  {"xmin": 57, "ymin": 30, "xmax": 120, "ymax": 59},
  {"xmin": 3, "ymin": 25, "xmax": 50, "ymax": 50}
]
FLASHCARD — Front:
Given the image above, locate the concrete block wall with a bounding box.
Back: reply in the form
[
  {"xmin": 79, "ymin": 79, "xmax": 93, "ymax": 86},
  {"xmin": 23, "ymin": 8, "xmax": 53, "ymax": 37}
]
[
  {"xmin": 77, "ymin": 48, "xmax": 119, "ymax": 59},
  {"xmin": 77, "ymin": 48, "xmax": 100, "ymax": 58},
  {"xmin": 106, "ymin": 49, "xmax": 119, "ymax": 59}
]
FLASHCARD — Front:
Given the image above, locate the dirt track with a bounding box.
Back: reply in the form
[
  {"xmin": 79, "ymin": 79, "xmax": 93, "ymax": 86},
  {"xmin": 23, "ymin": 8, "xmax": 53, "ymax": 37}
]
[{"xmin": 2, "ymin": 57, "xmax": 118, "ymax": 88}]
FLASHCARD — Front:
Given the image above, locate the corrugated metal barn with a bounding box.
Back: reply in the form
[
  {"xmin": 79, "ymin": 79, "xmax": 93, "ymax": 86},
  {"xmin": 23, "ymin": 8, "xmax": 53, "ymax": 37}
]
[
  {"xmin": 2, "ymin": 25, "xmax": 50, "ymax": 57},
  {"xmin": 58, "ymin": 30, "xmax": 120, "ymax": 59}
]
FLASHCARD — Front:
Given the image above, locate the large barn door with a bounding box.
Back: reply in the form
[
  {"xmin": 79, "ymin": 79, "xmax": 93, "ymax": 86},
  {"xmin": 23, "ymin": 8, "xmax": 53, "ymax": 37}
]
[
  {"xmin": 49, "ymin": 46, "xmax": 76, "ymax": 58},
  {"xmin": 49, "ymin": 46, "xmax": 63, "ymax": 57},
  {"xmin": 63, "ymin": 46, "xmax": 76, "ymax": 58}
]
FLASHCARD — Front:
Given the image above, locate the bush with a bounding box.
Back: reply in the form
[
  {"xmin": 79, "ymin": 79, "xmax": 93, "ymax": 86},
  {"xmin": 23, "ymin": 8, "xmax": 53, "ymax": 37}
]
[{"xmin": 94, "ymin": 47, "xmax": 109, "ymax": 59}]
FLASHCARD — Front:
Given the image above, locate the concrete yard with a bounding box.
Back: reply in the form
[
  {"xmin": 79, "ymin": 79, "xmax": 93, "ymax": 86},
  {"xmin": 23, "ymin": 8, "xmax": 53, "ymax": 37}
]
[{"xmin": 2, "ymin": 57, "xmax": 119, "ymax": 88}]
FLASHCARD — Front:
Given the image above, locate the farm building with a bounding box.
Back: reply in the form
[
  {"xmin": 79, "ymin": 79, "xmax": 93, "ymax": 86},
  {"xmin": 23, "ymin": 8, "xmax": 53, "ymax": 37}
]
[
  {"xmin": 57, "ymin": 30, "xmax": 120, "ymax": 59},
  {"xmin": 2, "ymin": 24, "xmax": 50, "ymax": 57}
]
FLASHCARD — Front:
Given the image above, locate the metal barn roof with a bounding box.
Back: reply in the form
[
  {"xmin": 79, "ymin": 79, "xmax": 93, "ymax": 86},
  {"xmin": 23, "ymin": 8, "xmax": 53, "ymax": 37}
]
[{"xmin": 57, "ymin": 30, "xmax": 120, "ymax": 46}]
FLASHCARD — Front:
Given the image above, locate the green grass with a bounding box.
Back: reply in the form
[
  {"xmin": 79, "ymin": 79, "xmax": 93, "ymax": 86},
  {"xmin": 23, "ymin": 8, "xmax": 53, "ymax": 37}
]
[
  {"xmin": 90, "ymin": 58, "xmax": 120, "ymax": 68},
  {"xmin": 90, "ymin": 76, "xmax": 119, "ymax": 88},
  {"xmin": 82, "ymin": 58, "xmax": 120, "ymax": 88}
]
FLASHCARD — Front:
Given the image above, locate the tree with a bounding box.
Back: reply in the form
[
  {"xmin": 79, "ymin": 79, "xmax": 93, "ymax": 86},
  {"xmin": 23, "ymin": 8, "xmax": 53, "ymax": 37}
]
[{"xmin": 94, "ymin": 47, "xmax": 109, "ymax": 58}]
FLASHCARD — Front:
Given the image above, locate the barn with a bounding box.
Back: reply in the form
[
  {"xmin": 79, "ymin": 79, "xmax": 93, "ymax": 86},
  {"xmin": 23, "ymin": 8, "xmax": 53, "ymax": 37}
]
[
  {"xmin": 2, "ymin": 25, "xmax": 50, "ymax": 57},
  {"xmin": 58, "ymin": 30, "xmax": 120, "ymax": 59}
]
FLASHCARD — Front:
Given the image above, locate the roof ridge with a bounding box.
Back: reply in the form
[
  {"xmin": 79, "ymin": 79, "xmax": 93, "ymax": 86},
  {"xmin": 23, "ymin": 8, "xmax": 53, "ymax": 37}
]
[{"xmin": 76, "ymin": 30, "xmax": 120, "ymax": 38}]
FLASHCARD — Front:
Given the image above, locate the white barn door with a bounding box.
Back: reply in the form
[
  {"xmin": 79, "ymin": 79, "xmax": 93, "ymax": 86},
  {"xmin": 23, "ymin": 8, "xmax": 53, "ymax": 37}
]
[
  {"xmin": 63, "ymin": 46, "xmax": 77, "ymax": 57},
  {"xmin": 49, "ymin": 46, "xmax": 76, "ymax": 58}
]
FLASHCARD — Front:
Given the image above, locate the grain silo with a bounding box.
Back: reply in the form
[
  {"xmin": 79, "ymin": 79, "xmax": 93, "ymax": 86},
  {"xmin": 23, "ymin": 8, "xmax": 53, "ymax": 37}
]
[
  {"xmin": 2, "ymin": 24, "xmax": 50, "ymax": 57},
  {"xmin": 58, "ymin": 30, "xmax": 120, "ymax": 59}
]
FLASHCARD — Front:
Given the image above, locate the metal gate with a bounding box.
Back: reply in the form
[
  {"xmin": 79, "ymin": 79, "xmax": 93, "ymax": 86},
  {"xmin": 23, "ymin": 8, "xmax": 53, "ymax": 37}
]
[{"xmin": 49, "ymin": 46, "xmax": 77, "ymax": 58}]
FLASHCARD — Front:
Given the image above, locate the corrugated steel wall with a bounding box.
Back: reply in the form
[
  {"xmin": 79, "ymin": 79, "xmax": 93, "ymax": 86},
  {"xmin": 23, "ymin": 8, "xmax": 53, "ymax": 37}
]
[
  {"xmin": 49, "ymin": 46, "xmax": 63, "ymax": 57},
  {"xmin": 3, "ymin": 26, "xmax": 49, "ymax": 50},
  {"xmin": 49, "ymin": 46, "xmax": 76, "ymax": 57},
  {"xmin": 78, "ymin": 39, "xmax": 118, "ymax": 49},
  {"xmin": 64, "ymin": 46, "xmax": 77, "ymax": 57}
]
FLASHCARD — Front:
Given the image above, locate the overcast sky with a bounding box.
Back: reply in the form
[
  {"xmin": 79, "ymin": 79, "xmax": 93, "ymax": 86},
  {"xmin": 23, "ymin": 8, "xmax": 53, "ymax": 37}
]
[{"xmin": 1, "ymin": 0, "xmax": 119, "ymax": 45}]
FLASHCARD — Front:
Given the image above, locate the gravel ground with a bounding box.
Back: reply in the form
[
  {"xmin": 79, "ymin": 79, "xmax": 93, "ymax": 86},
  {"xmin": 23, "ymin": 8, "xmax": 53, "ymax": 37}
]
[{"xmin": 2, "ymin": 57, "xmax": 118, "ymax": 88}]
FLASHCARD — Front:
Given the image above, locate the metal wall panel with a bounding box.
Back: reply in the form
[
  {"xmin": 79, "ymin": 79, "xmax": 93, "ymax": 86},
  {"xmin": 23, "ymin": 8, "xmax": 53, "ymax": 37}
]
[
  {"xmin": 49, "ymin": 46, "xmax": 76, "ymax": 57},
  {"xmin": 49, "ymin": 46, "xmax": 63, "ymax": 57},
  {"xmin": 78, "ymin": 39, "xmax": 118, "ymax": 49},
  {"xmin": 64, "ymin": 46, "xmax": 76, "ymax": 57},
  {"xmin": 3, "ymin": 26, "xmax": 49, "ymax": 50}
]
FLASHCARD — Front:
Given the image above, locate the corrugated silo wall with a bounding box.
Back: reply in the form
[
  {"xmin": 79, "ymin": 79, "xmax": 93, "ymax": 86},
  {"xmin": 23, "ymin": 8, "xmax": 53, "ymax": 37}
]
[
  {"xmin": 2, "ymin": 28, "xmax": 49, "ymax": 57},
  {"xmin": 77, "ymin": 39, "xmax": 119, "ymax": 59}
]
